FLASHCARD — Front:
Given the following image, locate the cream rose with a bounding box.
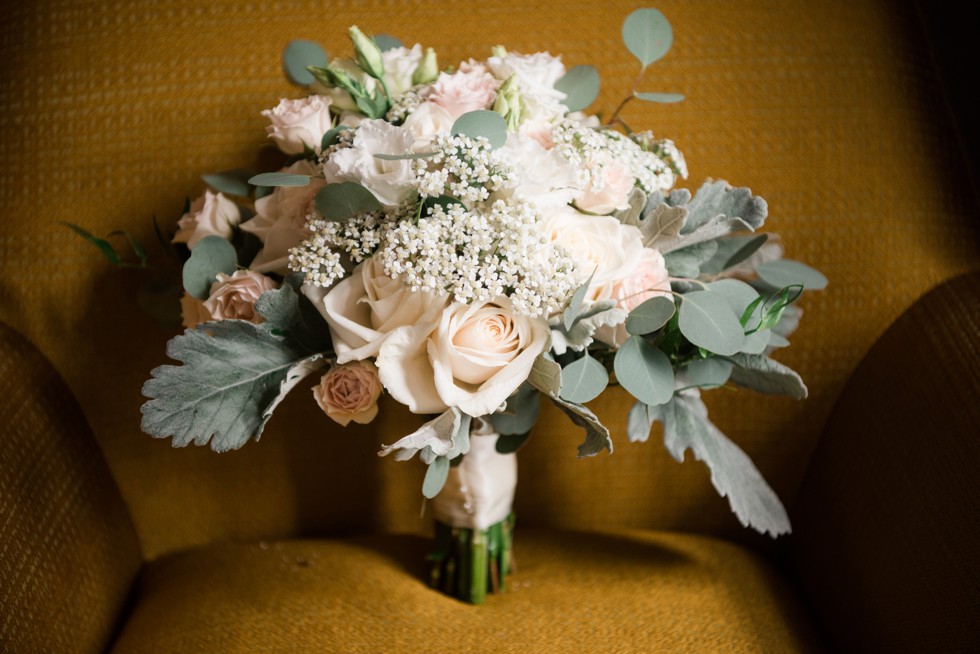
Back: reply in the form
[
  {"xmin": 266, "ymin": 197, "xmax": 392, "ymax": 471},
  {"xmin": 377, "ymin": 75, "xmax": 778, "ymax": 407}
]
[
  {"xmin": 311, "ymin": 257, "xmax": 449, "ymax": 364},
  {"xmin": 377, "ymin": 297, "xmax": 550, "ymax": 417},
  {"xmin": 498, "ymin": 133, "xmax": 581, "ymax": 208},
  {"xmin": 202, "ymin": 270, "xmax": 278, "ymax": 323},
  {"xmin": 575, "ymin": 154, "xmax": 636, "ymax": 215},
  {"xmin": 593, "ymin": 247, "xmax": 672, "ymax": 347},
  {"xmin": 421, "ymin": 69, "xmax": 499, "ymax": 120},
  {"xmin": 323, "ymin": 119, "xmax": 417, "ymax": 207},
  {"xmin": 261, "ymin": 95, "xmax": 334, "ymax": 155},
  {"xmin": 240, "ymin": 160, "xmax": 325, "ymax": 274},
  {"xmin": 401, "ymin": 101, "xmax": 455, "ymax": 152},
  {"xmin": 313, "ymin": 361, "xmax": 382, "ymax": 426},
  {"xmin": 172, "ymin": 191, "xmax": 241, "ymax": 250}
]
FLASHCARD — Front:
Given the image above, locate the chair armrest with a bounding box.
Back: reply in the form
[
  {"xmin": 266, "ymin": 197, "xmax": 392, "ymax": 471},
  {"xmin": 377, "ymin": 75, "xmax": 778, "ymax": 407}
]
[
  {"xmin": 788, "ymin": 270, "xmax": 980, "ymax": 653},
  {"xmin": 0, "ymin": 322, "xmax": 142, "ymax": 653}
]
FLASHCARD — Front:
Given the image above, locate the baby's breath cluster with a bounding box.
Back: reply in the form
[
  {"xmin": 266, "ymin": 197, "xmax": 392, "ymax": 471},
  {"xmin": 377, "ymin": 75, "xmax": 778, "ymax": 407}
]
[
  {"xmin": 378, "ymin": 199, "xmax": 578, "ymax": 316},
  {"xmin": 414, "ymin": 133, "xmax": 517, "ymax": 205},
  {"xmin": 287, "ymin": 229, "xmax": 346, "ymax": 288},
  {"xmin": 385, "ymin": 87, "xmax": 425, "ymax": 124},
  {"xmin": 552, "ymin": 122, "xmax": 683, "ymax": 194}
]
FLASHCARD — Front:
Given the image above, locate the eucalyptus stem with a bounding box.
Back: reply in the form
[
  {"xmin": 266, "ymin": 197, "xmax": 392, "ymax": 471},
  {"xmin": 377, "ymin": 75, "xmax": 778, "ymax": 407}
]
[{"xmin": 428, "ymin": 513, "xmax": 516, "ymax": 604}]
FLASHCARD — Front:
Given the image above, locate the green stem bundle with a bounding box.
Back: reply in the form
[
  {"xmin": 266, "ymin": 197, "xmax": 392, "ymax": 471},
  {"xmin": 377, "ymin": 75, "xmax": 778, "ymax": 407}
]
[{"xmin": 428, "ymin": 513, "xmax": 516, "ymax": 604}]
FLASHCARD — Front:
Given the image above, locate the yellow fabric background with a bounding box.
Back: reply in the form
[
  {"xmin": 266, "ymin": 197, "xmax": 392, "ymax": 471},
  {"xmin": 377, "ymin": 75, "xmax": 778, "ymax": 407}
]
[{"xmin": 1, "ymin": 0, "xmax": 977, "ymax": 561}]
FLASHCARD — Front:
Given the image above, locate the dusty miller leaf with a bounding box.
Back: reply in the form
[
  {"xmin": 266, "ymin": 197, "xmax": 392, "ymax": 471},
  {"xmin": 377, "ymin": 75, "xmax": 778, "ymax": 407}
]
[
  {"xmin": 550, "ymin": 397, "xmax": 613, "ymax": 457},
  {"xmin": 635, "ymin": 202, "xmax": 688, "ymax": 249},
  {"xmin": 489, "ymin": 383, "xmax": 540, "ymax": 435},
  {"xmin": 378, "ymin": 408, "xmax": 464, "ymax": 463},
  {"xmin": 728, "ymin": 353, "xmax": 808, "ymax": 399},
  {"xmin": 423, "ymin": 456, "xmax": 451, "ymax": 499},
  {"xmin": 528, "ymin": 353, "xmax": 562, "ymax": 397},
  {"xmin": 664, "ymin": 240, "xmax": 718, "ymax": 278},
  {"xmin": 627, "ymin": 400, "xmax": 663, "ymax": 443},
  {"xmin": 659, "ymin": 393, "xmax": 791, "ymax": 537}
]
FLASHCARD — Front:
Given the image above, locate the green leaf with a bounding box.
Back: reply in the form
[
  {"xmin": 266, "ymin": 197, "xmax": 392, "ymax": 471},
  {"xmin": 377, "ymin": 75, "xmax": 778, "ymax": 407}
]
[
  {"xmin": 321, "ymin": 125, "xmax": 349, "ymax": 150},
  {"xmin": 555, "ymin": 65, "xmax": 601, "ymax": 112},
  {"xmin": 64, "ymin": 222, "xmax": 122, "ymax": 265},
  {"xmin": 626, "ymin": 295, "xmax": 675, "ymax": 335},
  {"xmin": 677, "ymin": 290, "xmax": 745, "ymax": 356},
  {"xmin": 757, "ymin": 259, "xmax": 828, "ymax": 291},
  {"xmin": 141, "ymin": 320, "xmax": 328, "ymax": 451},
  {"xmin": 622, "ymin": 8, "xmax": 673, "ymax": 68},
  {"xmin": 559, "ymin": 353, "xmax": 609, "ymax": 404},
  {"xmin": 421, "ymin": 194, "xmax": 463, "ymax": 216},
  {"xmin": 106, "ymin": 229, "xmax": 149, "ymax": 268},
  {"xmin": 451, "ymin": 110, "xmax": 508, "ymax": 149},
  {"xmin": 373, "ymin": 34, "xmax": 403, "ymax": 52},
  {"xmin": 706, "ymin": 279, "xmax": 759, "ymax": 317},
  {"xmin": 423, "ymin": 456, "xmax": 451, "ymax": 499},
  {"xmin": 247, "ymin": 172, "xmax": 311, "ymax": 187},
  {"xmin": 701, "ymin": 234, "xmax": 769, "ymax": 275},
  {"xmin": 684, "ymin": 358, "xmax": 734, "ymax": 389},
  {"xmin": 202, "ymin": 170, "xmax": 253, "ymax": 198},
  {"xmin": 614, "ymin": 335, "xmax": 674, "ymax": 406},
  {"xmin": 283, "ymin": 40, "xmax": 328, "ymax": 86},
  {"xmin": 527, "ymin": 353, "xmax": 562, "ymax": 398},
  {"xmin": 315, "ymin": 182, "xmax": 383, "ymax": 220},
  {"xmin": 373, "ymin": 151, "xmax": 437, "ymax": 160},
  {"xmin": 634, "ymin": 91, "xmax": 684, "ymax": 103},
  {"xmin": 729, "ymin": 353, "xmax": 808, "ymax": 399},
  {"xmin": 562, "ymin": 270, "xmax": 595, "ymax": 331},
  {"xmin": 550, "ymin": 397, "xmax": 613, "ymax": 457},
  {"xmin": 659, "ymin": 394, "xmax": 791, "ymax": 537},
  {"xmin": 495, "ymin": 431, "xmax": 531, "ymax": 454},
  {"xmin": 664, "ymin": 240, "xmax": 718, "ymax": 278},
  {"xmin": 626, "ymin": 400, "xmax": 662, "ymax": 443},
  {"xmin": 181, "ymin": 236, "xmax": 238, "ymax": 299},
  {"xmin": 489, "ymin": 383, "xmax": 540, "ymax": 435}
]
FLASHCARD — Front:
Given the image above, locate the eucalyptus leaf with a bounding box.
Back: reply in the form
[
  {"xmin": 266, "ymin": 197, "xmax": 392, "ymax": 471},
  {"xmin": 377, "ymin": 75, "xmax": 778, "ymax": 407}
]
[
  {"xmin": 489, "ymin": 383, "xmax": 540, "ymax": 435},
  {"xmin": 141, "ymin": 321, "xmax": 328, "ymax": 452},
  {"xmin": 373, "ymin": 34, "xmax": 403, "ymax": 52},
  {"xmin": 373, "ymin": 151, "xmax": 438, "ymax": 161},
  {"xmin": 181, "ymin": 236, "xmax": 237, "ymax": 299},
  {"xmin": 701, "ymin": 234, "xmax": 768, "ymax": 275},
  {"xmin": 622, "ymin": 8, "xmax": 673, "ymax": 68},
  {"xmin": 202, "ymin": 170, "xmax": 252, "ymax": 197},
  {"xmin": 634, "ymin": 91, "xmax": 684, "ymax": 103},
  {"xmin": 495, "ymin": 431, "xmax": 532, "ymax": 454},
  {"xmin": 315, "ymin": 182, "xmax": 383, "ymax": 221},
  {"xmin": 614, "ymin": 335, "xmax": 674, "ymax": 406},
  {"xmin": 282, "ymin": 40, "xmax": 328, "ymax": 86},
  {"xmin": 423, "ymin": 456, "xmax": 451, "ymax": 499},
  {"xmin": 757, "ymin": 259, "xmax": 828, "ymax": 291},
  {"xmin": 321, "ymin": 125, "xmax": 349, "ymax": 150},
  {"xmin": 63, "ymin": 222, "xmax": 122, "ymax": 265},
  {"xmin": 729, "ymin": 353, "xmax": 807, "ymax": 399},
  {"xmin": 659, "ymin": 393, "xmax": 791, "ymax": 537},
  {"xmin": 626, "ymin": 296, "xmax": 675, "ymax": 335},
  {"xmin": 559, "ymin": 353, "xmax": 609, "ymax": 404},
  {"xmin": 706, "ymin": 279, "xmax": 759, "ymax": 317},
  {"xmin": 451, "ymin": 110, "xmax": 508, "ymax": 149},
  {"xmin": 563, "ymin": 271, "xmax": 595, "ymax": 330},
  {"xmin": 555, "ymin": 65, "xmax": 601, "ymax": 112},
  {"xmin": 247, "ymin": 172, "xmax": 311, "ymax": 187},
  {"xmin": 677, "ymin": 291, "xmax": 745, "ymax": 356},
  {"xmin": 550, "ymin": 397, "xmax": 613, "ymax": 457},
  {"xmin": 683, "ymin": 358, "xmax": 734, "ymax": 389}
]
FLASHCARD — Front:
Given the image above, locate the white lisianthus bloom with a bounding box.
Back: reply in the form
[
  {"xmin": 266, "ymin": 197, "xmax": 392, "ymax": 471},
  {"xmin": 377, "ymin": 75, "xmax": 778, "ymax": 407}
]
[
  {"xmin": 401, "ymin": 101, "xmax": 455, "ymax": 152},
  {"xmin": 323, "ymin": 119, "xmax": 418, "ymax": 207},
  {"xmin": 261, "ymin": 95, "xmax": 334, "ymax": 155},
  {"xmin": 172, "ymin": 191, "xmax": 241, "ymax": 249},
  {"xmin": 382, "ymin": 44, "xmax": 424, "ymax": 98},
  {"xmin": 496, "ymin": 133, "xmax": 581, "ymax": 208},
  {"xmin": 240, "ymin": 160, "xmax": 325, "ymax": 274},
  {"xmin": 377, "ymin": 297, "xmax": 551, "ymax": 417},
  {"xmin": 309, "ymin": 256, "xmax": 449, "ymax": 364}
]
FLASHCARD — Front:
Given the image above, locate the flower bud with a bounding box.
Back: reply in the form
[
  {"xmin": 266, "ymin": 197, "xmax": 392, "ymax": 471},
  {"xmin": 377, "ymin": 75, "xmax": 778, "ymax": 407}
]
[
  {"xmin": 412, "ymin": 47, "xmax": 439, "ymax": 85},
  {"xmin": 492, "ymin": 75, "xmax": 523, "ymax": 130},
  {"xmin": 348, "ymin": 25, "xmax": 386, "ymax": 80}
]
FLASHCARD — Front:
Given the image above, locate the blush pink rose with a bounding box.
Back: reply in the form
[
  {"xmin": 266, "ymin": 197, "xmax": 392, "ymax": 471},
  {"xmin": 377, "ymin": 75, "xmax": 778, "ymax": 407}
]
[
  {"xmin": 422, "ymin": 70, "xmax": 499, "ymax": 120},
  {"xmin": 313, "ymin": 361, "xmax": 383, "ymax": 426},
  {"xmin": 172, "ymin": 191, "xmax": 241, "ymax": 250},
  {"xmin": 575, "ymin": 154, "xmax": 636, "ymax": 215},
  {"xmin": 262, "ymin": 95, "xmax": 334, "ymax": 155},
  {"xmin": 203, "ymin": 270, "xmax": 278, "ymax": 323}
]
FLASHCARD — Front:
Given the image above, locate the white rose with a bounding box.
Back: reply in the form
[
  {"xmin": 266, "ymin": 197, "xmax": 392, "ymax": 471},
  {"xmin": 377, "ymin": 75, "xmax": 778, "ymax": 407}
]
[
  {"xmin": 575, "ymin": 154, "xmax": 636, "ymax": 215},
  {"xmin": 497, "ymin": 133, "xmax": 581, "ymax": 208},
  {"xmin": 310, "ymin": 257, "xmax": 449, "ymax": 364},
  {"xmin": 240, "ymin": 160, "xmax": 325, "ymax": 274},
  {"xmin": 377, "ymin": 297, "xmax": 551, "ymax": 417},
  {"xmin": 261, "ymin": 95, "xmax": 334, "ymax": 155},
  {"xmin": 172, "ymin": 191, "xmax": 241, "ymax": 250},
  {"xmin": 382, "ymin": 45, "xmax": 423, "ymax": 97},
  {"xmin": 540, "ymin": 205, "xmax": 646, "ymax": 303},
  {"xmin": 401, "ymin": 101, "xmax": 455, "ymax": 152},
  {"xmin": 323, "ymin": 119, "xmax": 417, "ymax": 207},
  {"xmin": 202, "ymin": 270, "xmax": 278, "ymax": 323}
]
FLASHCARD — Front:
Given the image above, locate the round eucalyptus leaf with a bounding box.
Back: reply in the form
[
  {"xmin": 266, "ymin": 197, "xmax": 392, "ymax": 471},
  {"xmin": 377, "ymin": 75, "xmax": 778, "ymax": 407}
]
[
  {"xmin": 555, "ymin": 65, "xmax": 601, "ymax": 112},
  {"xmin": 559, "ymin": 354, "xmax": 609, "ymax": 404},
  {"xmin": 495, "ymin": 432, "xmax": 532, "ymax": 454},
  {"xmin": 757, "ymin": 259, "xmax": 828, "ymax": 291},
  {"xmin": 451, "ymin": 110, "xmax": 508, "ymax": 149},
  {"xmin": 283, "ymin": 40, "xmax": 328, "ymax": 86},
  {"xmin": 422, "ymin": 456, "xmax": 450, "ymax": 499},
  {"xmin": 315, "ymin": 182, "xmax": 383, "ymax": 221},
  {"xmin": 706, "ymin": 279, "xmax": 759, "ymax": 317},
  {"xmin": 614, "ymin": 336, "xmax": 674, "ymax": 406},
  {"xmin": 202, "ymin": 171, "xmax": 252, "ymax": 197},
  {"xmin": 684, "ymin": 358, "xmax": 734, "ymax": 389},
  {"xmin": 182, "ymin": 236, "xmax": 238, "ymax": 300},
  {"xmin": 626, "ymin": 295, "xmax": 676, "ymax": 335},
  {"xmin": 622, "ymin": 8, "xmax": 673, "ymax": 68},
  {"xmin": 373, "ymin": 34, "xmax": 404, "ymax": 52},
  {"xmin": 677, "ymin": 290, "xmax": 746, "ymax": 356}
]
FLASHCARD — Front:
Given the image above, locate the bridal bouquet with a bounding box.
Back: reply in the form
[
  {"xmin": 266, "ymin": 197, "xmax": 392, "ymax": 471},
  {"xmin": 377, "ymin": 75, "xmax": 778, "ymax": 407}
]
[{"xmin": 84, "ymin": 8, "xmax": 826, "ymax": 604}]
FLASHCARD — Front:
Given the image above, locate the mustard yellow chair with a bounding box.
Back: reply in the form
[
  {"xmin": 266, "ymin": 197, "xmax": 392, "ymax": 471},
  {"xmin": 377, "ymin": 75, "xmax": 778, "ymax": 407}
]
[{"xmin": 2, "ymin": 1, "xmax": 978, "ymax": 652}]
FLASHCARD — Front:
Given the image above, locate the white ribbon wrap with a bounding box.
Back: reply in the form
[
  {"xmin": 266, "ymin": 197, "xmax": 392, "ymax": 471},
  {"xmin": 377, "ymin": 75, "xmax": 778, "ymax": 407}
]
[{"xmin": 431, "ymin": 429, "xmax": 517, "ymax": 530}]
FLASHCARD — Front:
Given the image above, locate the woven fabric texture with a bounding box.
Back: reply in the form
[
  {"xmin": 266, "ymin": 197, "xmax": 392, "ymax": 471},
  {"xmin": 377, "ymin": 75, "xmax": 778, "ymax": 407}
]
[
  {"xmin": 0, "ymin": 322, "xmax": 142, "ymax": 653},
  {"xmin": 1, "ymin": 0, "xmax": 978, "ymax": 559},
  {"xmin": 110, "ymin": 529, "xmax": 826, "ymax": 653},
  {"xmin": 789, "ymin": 270, "xmax": 980, "ymax": 653}
]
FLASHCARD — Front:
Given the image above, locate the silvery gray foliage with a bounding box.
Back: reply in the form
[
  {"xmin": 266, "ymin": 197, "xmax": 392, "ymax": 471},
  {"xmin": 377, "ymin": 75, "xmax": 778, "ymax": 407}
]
[
  {"xmin": 728, "ymin": 353, "xmax": 808, "ymax": 399},
  {"xmin": 659, "ymin": 392, "xmax": 791, "ymax": 537},
  {"xmin": 378, "ymin": 407, "xmax": 471, "ymax": 464},
  {"xmin": 550, "ymin": 396, "xmax": 614, "ymax": 457}
]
